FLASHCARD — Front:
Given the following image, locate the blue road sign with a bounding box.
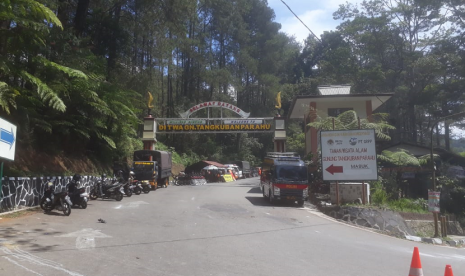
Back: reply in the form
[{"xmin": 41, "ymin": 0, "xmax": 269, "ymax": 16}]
[
  {"xmin": 0, "ymin": 127, "xmax": 15, "ymax": 149},
  {"xmin": 0, "ymin": 118, "xmax": 17, "ymax": 161}
]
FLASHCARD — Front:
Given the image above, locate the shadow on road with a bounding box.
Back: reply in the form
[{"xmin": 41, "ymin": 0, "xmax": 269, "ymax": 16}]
[
  {"xmin": 206, "ymin": 184, "xmax": 255, "ymax": 188},
  {"xmin": 245, "ymin": 196, "xmax": 271, "ymax": 206},
  {"xmin": 42, "ymin": 211, "xmax": 69, "ymax": 216},
  {"xmin": 247, "ymin": 187, "xmax": 262, "ymax": 194},
  {"xmin": 245, "ymin": 196, "xmax": 302, "ymax": 208},
  {"xmin": 0, "ymin": 226, "xmax": 63, "ymax": 253}
]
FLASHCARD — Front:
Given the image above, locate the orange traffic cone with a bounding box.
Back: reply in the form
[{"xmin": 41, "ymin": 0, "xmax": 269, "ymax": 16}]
[
  {"xmin": 408, "ymin": 247, "xmax": 423, "ymax": 276},
  {"xmin": 444, "ymin": 265, "xmax": 454, "ymax": 276}
]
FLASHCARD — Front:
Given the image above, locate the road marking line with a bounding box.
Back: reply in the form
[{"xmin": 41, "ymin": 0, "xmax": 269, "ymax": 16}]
[
  {"xmin": 3, "ymin": 256, "xmax": 44, "ymax": 276},
  {"xmin": 114, "ymin": 201, "xmax": 149, "ymax": 209},
  {"xmin": 1, "ymin": 246, "xmax": 85, "ymax": 276}
]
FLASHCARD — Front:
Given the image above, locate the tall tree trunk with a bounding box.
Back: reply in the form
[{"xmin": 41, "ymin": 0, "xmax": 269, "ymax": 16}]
[
  {"xmin": 160, "ymin": 58, "xmax": 165, "ymax": 117},
  {"xmin": 0, "ymin": 19, "xmax": 11, "ymax": 57},
  {"xmin": 57, "ymin": 0, "xmax": 69, "ymax": 27},
  {"xmin": 408, "ymin": 101, "xmax": 416, "ymax": 143},
  {"xmin": 444, "ymin": 121, "xmax": 450, "ymax": 150},
  {"xmin": 74, "ymin": 0, "xmax": 90, "ymax": 37},
  {"xmin": 107, "ymin": 4, "xmax": 122, "ymax": 79}
]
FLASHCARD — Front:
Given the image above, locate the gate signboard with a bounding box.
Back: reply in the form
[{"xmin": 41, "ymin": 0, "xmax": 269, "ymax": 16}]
[
  {"xmin": 156, "ymin": 118, "xmax": 272, "ymax": 133},
  {"xmin": 180, "ymin": 101, "xmax": 250, "ymax": 118},
  {"xmin": 153, "ymin": 102, "xmax": 273, "ymax": 134},
  {"xmin": 320, "ymin": 129, "xmax": 377, "ymax": 181},
  {"xmin": 0, "ymin": 117, "xmax": 16, "ymax": 161}
]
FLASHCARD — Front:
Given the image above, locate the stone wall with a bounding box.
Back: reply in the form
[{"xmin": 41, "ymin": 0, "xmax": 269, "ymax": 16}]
[
  {"xmin": 0, "ymin": 176, "xmax": 97, "ymax": 211},
  {"xmin": 326, "ymin": 206, "xmax": 414, "ymax": 237},
  {"xmin": 405, "ymin": 220, "xmax": 464, "ymax": 237}
]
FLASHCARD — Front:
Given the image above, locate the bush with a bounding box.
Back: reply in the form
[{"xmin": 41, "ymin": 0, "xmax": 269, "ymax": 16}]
[
  {"xmin": 372, "ymin": 188, "xmax": 389, "ymax": 206},
  {"xmin": 156, "ymin": 142, "xmax": 205, "ymax": 167},
  {"xmin": 387, "ymin": 198, "xmax": 428, "ymax": 213},
  {"xmin": 370, "ymin": 180, "xmax": 388, "ymax": 205}
]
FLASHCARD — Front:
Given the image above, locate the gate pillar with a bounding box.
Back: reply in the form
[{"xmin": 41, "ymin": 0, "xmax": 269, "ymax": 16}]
[
  {"xmin": 142, "ymin": 115, "xmax": 157, "ymax": 152},
  {"xmin": 273, "ymin": 116, "xmax": 286, "ymax": 152}
]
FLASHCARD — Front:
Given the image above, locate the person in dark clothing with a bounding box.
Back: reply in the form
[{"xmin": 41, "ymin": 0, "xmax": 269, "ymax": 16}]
[
  {"xmin": 69, "ymin": 174, "xmax": 81, "ymax": 193},
  {"xmin": 99, "ymin": 173, "xmax": 107, "ymax": 196},
  {"xmin": 68, "ymin": 174, "xmax": 81, "ymax": 203}
]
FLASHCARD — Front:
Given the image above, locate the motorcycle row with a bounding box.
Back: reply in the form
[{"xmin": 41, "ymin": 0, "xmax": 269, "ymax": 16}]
[{"xmin": 39, "ymin": 171, "xmax": 151, "ymax": 216}]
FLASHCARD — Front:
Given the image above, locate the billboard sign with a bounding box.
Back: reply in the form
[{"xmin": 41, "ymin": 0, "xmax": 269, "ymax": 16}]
[
  {"xmin": 0, "ymin": 117, "xmax": 17, "ymax": 161},
  {"xmin": 320, "ymin": 129, "xmax": 377, "ymax": 181}
]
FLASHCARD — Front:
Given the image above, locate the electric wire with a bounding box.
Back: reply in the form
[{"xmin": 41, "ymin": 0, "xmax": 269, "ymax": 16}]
[{"xmin": 280, "ymin": 0, "xmax": 322, "ymax": 42}]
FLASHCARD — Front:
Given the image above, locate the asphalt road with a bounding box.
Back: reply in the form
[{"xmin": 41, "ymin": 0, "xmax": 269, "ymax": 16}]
[{"xmin": 0, "ymin": 177, "xmax": 464, "ymax": 276}]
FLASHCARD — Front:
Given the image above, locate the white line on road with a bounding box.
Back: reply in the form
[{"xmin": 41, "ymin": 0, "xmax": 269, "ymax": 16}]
[
  {"xmin": 113, "ymin": 201, "xmax": 149, "ymax": 209},
  {"xmin": 4, "ymin": 256, "xmax": 44, "ymax": 276},
  {"xmin": 1, "ymin": 246, "xmax": 85, "ymax": 276},
  {"xmin": 191, "ymin": 197, "xmax": 195, "ymax": 201}
]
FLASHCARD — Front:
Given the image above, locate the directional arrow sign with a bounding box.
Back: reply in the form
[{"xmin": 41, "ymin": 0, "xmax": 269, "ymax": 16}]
[
  {"xmin": 0, "ymin": 118, "xmax": 16, "ymax": 161},
  {"xmin": 320, "ymin": 129, "xmax": 377, "ymax": 181},
  {"xmin": 0, "ymin": 128, "xmax": 15, "ymax": 149},
  {"xmin": 325, "ymin": 164, "xmax": 343, "ymax": 175},
  {"xmin": 56, "ymin": 228, "xmax": 111, "ymax": 249}
]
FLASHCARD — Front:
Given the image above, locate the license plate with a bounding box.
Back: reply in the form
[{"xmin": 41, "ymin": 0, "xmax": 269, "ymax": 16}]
[
  {"xmin": 286, "ymin": 185, "xmax": 297, "ymax": 189},
  {"xmin": 286, "ymin": 196, "xmax": 296, "ymax": 200}
]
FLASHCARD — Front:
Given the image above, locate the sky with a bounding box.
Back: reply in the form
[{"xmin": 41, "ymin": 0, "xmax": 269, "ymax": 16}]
[{"xmin": 267, "ymin": 0, "xmax": 363, "ymax": 45}]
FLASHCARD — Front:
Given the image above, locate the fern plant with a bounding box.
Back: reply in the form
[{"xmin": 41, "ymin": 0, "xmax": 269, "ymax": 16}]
[{"xmin": 307, "ymin": 110, "xmax": 395, "ymax": 140}]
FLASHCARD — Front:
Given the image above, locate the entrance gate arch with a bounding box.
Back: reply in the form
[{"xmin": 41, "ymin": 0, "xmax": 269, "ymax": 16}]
[{"xmin": 141, "ymin": 101, "xmax": 286, "ymax": 152}]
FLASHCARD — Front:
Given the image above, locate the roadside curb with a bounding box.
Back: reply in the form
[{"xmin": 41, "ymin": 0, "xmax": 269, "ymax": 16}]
[
  {"xmin": 421, "ymin": 237, "xmax": 443, "ymax": 245},
  {"xmin": 0, "ymin": 206, "xmax": 41, "ymax": 217}
]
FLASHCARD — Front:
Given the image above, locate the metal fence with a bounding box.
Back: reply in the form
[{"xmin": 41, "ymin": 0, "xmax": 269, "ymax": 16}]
[{"xmin": 0, "ymin": 176, "xmax": 98, "ymax": 211}]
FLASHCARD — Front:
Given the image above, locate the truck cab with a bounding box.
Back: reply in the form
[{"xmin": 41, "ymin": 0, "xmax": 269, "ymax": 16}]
[
  {"xmin": 260, "ymin": 152, "xmax": 309, "ymax": 207},
  {"xmin": 132, "ymin": 150, "xmax": 172, "ymax": 190}
]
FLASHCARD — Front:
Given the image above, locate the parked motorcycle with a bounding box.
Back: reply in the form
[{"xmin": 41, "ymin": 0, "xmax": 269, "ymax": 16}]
[
  {"xmin": 123, "ymin": 171, "xmax": 136, "ymax": 197},
  {"xmin": 90, "ymin": 174, "xmax": 124, "ymax": 201},
  {"xmin": 123, "ymin": 182, "xmax": 132, "ymax": 197},
  {"xmin": 68, "ymin": 174, "xmax": 89, "ymax": 209},
  {"xmin": 133, "ymin": 180, "xmax": 142, "ymax": 195},
  {"xmin": 139, "ymin": 180, "xmax": 151, "ymax": 194},
  {"xmin": 40, "ymin": 182, "xmax": 72, "ymax": 216}
]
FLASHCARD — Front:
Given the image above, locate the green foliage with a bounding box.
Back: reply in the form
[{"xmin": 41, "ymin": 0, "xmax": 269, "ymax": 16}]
[
  {"xmin": 307, "ymin": 110, "xmax": 395, "ymax": 140},
  {"xmin": 370, "ymin": 181, "xmax": 389, "ymax": 206},
  {"xmin": 370, "ymin": 179, "xmax": 428, "ymax": 213},
  {"xmin": 387, "ymin": 198, "xmax": 428, "ymax": 213},
  {"xmin": 379, "ymin": 149, "xmax": 433, "ymax": 167},
  {"xmin": 156, "ymin": 142, "xmax": 204, "ymax": 167},
  {"xmin": 21, "ymin": 71, "xmax": 66, "ymax": 112},
  {"xmin": 286, "ymin": 122, "xmax": 305, "ymax": 157}
]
